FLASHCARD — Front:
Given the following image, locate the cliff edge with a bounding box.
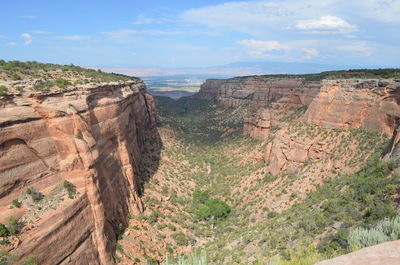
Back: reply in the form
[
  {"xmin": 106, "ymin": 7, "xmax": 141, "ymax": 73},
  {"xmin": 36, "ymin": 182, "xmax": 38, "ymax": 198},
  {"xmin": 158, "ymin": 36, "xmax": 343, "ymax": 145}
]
[{"xmin": 0, "ymin": 80, "xmax": 157, "ymax": 264}]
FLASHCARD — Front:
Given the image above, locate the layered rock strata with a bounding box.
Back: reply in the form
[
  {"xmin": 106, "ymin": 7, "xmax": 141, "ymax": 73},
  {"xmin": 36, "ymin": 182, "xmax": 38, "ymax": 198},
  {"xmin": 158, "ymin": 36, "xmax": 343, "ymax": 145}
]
[
  {"xmin": 199, "ymin": 76, "xmax": 321, "ymax": 108},
  {"xmin": 0, "ymin": 80, "xmax": 156, "ymax": 264},
  {"xmin": 304, "ymin": 79, "xmax": 400, "ymax": 135},
  {"xmin": 243, "ymin": 108, "xmax": 272, "ymax": 140}
]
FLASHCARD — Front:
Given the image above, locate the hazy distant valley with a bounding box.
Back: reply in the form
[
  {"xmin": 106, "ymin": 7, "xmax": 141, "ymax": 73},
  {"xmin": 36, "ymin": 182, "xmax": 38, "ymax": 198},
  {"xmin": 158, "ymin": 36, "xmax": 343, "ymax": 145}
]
[{"xmin": 143, "ymin": 76, "xmax": 204, "ymax": 99}]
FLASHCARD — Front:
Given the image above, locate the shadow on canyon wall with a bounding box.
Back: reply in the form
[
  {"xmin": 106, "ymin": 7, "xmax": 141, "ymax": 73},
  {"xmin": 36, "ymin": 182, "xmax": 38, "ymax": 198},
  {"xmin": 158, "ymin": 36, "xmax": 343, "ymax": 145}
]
[{"xmin": 86, "ymin": 89, "xmax": 163, "ymax": 256}]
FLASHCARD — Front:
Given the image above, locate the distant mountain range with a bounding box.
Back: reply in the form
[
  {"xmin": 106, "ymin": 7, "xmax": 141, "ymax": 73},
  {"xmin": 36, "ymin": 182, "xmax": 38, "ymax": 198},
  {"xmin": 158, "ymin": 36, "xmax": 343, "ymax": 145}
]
[{"xmin": 97, "ymin": 61, "xmax": 392, "ymax": 78}]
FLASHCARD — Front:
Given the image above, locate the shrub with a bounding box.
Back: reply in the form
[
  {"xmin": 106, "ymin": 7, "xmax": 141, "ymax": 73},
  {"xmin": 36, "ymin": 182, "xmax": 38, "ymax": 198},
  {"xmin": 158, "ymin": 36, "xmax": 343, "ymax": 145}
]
[
  {"xmin": 0, "ymin": 85, "xmax": 8, "ymax": 96},
  {"xmin": 147, "ymin": 210, "xmax": 160, "ymax": 225},
  {"xmin": 164, "ymin": 249, "xmax": 208, "ymax": 265},
  {"xmin": 348, "ymin": 215, "xmax": 400, "ymax": 250},
  {"xmin": 194, "ymin": 198, "xmax": 231, "ymax": 221},
  {"xmin": 6, "ymin": 216, "xmax": 19, "ymax": 236},
  {"xmin": 12, "ymin": 199, "xmax": 21, "ymax": 208},
  {"xmin": 75, "ymin": 132, "xmax": 84, "ymax": 140},
  {"xmin": 11, "ymin": 73, "xmax": 21, "ymax": 80},
  {"xmin": 26, "ymin": 188, "xmax": 43, "ymax": 202},
  {"xmin": 0, "ymin": 223, "xmax": 9, "ymax": 237},
  {"xmin": 172, "ymin": 232, "xmax": 189, "ymax": 246},
  {"xmin": 268, "ymin": 211, "xmax": 278, "ymax": 218},
  {"xmin": 193, "ymin": 189, "xmax": 210, "ymax": 204},
  {"xmin": 55, "ymin": 78, "xmax": 71, "ymax": 89},
  {"xmin": 63, "ymin": 180, "xmax": 76, "ymax": 199}
]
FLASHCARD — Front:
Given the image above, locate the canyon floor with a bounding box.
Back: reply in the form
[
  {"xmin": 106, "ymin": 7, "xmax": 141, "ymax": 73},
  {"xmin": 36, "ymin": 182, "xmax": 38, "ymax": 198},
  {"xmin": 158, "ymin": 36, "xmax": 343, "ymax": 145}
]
[{"xmin": 117, "ymin": 95, "xmax": 397, "ymax": 265}]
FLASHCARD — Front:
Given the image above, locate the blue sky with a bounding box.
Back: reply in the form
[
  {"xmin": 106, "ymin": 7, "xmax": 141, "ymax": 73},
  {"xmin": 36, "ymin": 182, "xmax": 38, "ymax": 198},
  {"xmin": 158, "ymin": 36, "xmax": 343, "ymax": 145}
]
[{"xmin": 1, "ymin": 0, "xmax": 399, "ymax": 68}]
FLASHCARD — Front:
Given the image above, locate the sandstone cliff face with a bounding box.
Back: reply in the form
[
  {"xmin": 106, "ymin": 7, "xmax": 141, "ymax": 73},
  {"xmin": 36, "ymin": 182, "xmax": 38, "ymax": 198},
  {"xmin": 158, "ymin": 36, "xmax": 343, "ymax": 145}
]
[
  {"xmin": 197, "ymin": 79, "xmax": 227, "ymax": 99},
  {"xmin": 304, "ymin": 79, "xmax": 400, "ymax": 135},
  {"xmin": 262, "ymin": 79, "xmax": 400, "ymax": 176},
  {"xmin": 243, "ymin": 108, "xmax": 272, "ymax": 140},
  {"xmin": 199, "ymin": 76, "xmax": 321, "ymax": 108},
  {"xmin": 0, "ymin": 80, "xmax": 156, "ymax": 264}
]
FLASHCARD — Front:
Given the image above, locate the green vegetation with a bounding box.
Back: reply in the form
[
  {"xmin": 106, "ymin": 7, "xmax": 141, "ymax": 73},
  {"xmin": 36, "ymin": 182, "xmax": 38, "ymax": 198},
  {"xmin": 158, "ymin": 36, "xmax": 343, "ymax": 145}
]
[
  {"xmin": 192, "ymin": 189, "xmax": 231, "ymax": 221},
  {"xmin": 75, "ymin": 132, "xmax": 84, "ymax": 140},
  {"xmin": 0, "ymin": 85, "xmax": 8, "ymax": 96},
  {"xmin": 0, "ymin": 60, "xmax": 138, "ymax": 93},
  {"xmin": 6, "ymin": 216, "xmax": 19, "ymax": 236},
  {"xmin": 12, "ymin": 199, "xmax": 21, "ymax": 208},
  {"xmin": 0, "ymin": 60, "xmax": 135, "ymax": 81},
  {"xmin": 241, "ymin": 68, "xmax": 400, "ymax": 81},
  {"xmin": 0, "ymin": 224, "xmax": 9, "ymax": 238},
  {"xmin": 348, "ymin": 215, "xmax": 400, "ymax": 250},
  {"xmin": 164, "ymin": 249, "xmax": 208, "ymax": 265},
  {"xmin": 26, "ymin": 188, "xmax": 43, "ymax": 202},
  {"xmin": 63, "ymin": 180, "xmax": 76, "ymax": 199},
  {"xmin": 172, "ymin": 232, "xmax": 189, "ymax": 246},
  {"xmin": 194, "ymin": 198, "xmax": 231, "ymax": 221},
  {"xmin": 142, "ymin": 95, "xmax": 399, "ymax": 264},
  {"xmin": 203, "ymin": 157, "xmax": 399, "ymax": 263}
]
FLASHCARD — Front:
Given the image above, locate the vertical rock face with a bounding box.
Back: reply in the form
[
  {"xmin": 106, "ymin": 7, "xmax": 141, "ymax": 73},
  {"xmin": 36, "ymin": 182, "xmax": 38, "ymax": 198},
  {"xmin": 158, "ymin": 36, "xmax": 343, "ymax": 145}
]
[
  {"xmin": 197, "ymin": 79, "xmax": 227, "ymax": 99},
  {"xmin": 304, "ymin": 79, "xmax": 400, "ymax": 135},
  {"xmin": 266, "ymin": 79, "xmax": 400, "ymax": 177},
  {"xmin": 243, "ymin": 108, "xmax": 272, "ymax": 140},
  {"xmin": 0, "ymin": 80, "xmax": 156, "ymax": 264},
  {"xmin": 199, "ymin": 76, "xmax": 321, "ymax": 108}
]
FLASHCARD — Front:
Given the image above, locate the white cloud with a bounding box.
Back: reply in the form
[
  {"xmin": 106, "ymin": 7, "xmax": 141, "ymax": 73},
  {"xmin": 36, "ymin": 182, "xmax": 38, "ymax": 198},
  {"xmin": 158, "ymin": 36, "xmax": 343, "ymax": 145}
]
[
  {"xmin": 0, "ymin": 35, "xmax": 5, "ymax": 38},
  {"xmin": 301, "ymin": 48, "xmax": 319, "ymax": 59},
  {"xmin": 133, "ymin": 14, "xmax": 157, "ymax": 25},
  {"xmin": 31, "ymin": 30, "xmax": 51, "ymax": 34},
  {"xmin": 182, "ymin": 1, "xmax": 292, "ymax": 36},
  {"xmin": 5, "ymin": 42, "xmax": 17, "ymax": 46},
  {"xmin": 294, "ymin": 15, "xmax": 357, "ymax": 34},
  {"xmin": 338, "ymin": 44, "xmax": 372, "ymax": 57},
  {"xmin": 21, "ymin": 33, "xmax": 32, "ymax": 46},
  {"xmin": 142, "ymin": 30, "xmax": 182, "ymax": 35},
  {"xmin": 102, "ymin": 29, "xmax": 137, "ymax": 43},
  {"xmin": 237, "ymin": 39, "xmax": 289, "ymax": 57},
  {"xmin": 54, "ymin": 35, "xmax": 90, "ymax": 40},
  {"xmin": 21, "ymin": 15, "xmax": 37, "ymax": 19}
]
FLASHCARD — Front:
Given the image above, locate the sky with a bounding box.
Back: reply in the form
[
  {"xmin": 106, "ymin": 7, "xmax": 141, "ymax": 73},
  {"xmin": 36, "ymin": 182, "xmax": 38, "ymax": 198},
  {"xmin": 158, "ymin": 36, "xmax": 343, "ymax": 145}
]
[{"xmin": 0, "ymin": 0, "xmax": 400, "ymax": 69}]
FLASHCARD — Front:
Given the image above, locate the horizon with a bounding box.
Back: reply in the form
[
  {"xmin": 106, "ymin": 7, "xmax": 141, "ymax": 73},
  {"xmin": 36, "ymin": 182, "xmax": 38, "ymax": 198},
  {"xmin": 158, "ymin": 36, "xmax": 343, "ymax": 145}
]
[{"xmin": 1, "ymin": 0, "xmax": 400, "ymax": 71}]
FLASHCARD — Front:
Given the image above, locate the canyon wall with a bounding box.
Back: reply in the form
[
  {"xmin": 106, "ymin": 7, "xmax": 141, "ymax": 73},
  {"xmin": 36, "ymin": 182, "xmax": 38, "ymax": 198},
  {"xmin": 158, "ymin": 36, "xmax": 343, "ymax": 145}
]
[
  {"xmin": 266, "ymin": 79, "xmax": 400, "ymax": 176},
  {"xmin": 304, "ymin": 79, "xmax": 400, "ymax": 135},
  {"xmin": 0, "ymin": 80, "xmax": 156, "ymax": 264},
  {"xmin": 200, "ymin": 76, "xmax": 321, "ymax": 139},
  {"xmin": 200, "ymin": 77, "xmax": 400, "ymax": 179},
  {"xmin": 199, "ymin": 76, "xmax": 321, "ymax": 108}
]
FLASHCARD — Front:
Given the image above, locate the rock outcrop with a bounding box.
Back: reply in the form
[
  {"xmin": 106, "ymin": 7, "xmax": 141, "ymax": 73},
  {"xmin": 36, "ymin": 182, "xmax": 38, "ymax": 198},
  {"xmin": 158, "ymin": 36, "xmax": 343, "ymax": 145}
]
[
  {"xmin": 265, "ymin": 79, "xmax": 400, "ymax": 177},
  {"xmin": 0, "ymin": 80, "xmax": 157, "ymax": 265},
  {"xmin": 383, "ymin": 119, "xmax": 400, "ymax": 161},
  {"xmin": 243, "ymin": 108, "xmax": 272, "ymax": 140},
  {"xmin": 304, "ymin": 79, "xmax": 400, "ymax": 135},
  {"xmin": 199, "ymin": 76, "xmax": 321, "ymax": 108}
]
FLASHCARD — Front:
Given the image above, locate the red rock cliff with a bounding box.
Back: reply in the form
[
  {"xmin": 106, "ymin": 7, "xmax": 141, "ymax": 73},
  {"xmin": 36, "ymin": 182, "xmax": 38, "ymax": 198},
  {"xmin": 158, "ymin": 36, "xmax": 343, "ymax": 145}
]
[
  {"xmin": 0, "ymin": 80, "xmax": 156, "ymax": 264},
  {"xmin": 304, "ymin": 79, "xmax": 400, "ymax": 135},
  {"xmin": 199, "ymin": 76, "xmax": 321, "ymax": 108}
]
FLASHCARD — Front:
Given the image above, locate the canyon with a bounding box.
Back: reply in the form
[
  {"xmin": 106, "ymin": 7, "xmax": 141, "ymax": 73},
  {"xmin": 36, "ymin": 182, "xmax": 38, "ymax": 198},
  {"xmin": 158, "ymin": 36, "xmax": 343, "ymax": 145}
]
[
  {"xmin": 0, "ymin": 80, "xmax": 156, "ymax": 264},
  {"xmin": 0, "ymin": 64, "xmax": 400, "ymax": 265}
]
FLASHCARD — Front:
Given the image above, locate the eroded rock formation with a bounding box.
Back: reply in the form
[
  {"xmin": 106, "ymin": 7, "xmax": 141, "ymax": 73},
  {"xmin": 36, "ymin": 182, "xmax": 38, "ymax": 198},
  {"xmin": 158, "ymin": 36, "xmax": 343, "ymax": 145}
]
[
  {"xmin": 265, "ymin": 79, "xmax": 400, "ymax": 176},
  {"xmin": 199, "ymin": 76, "xmax": 321, "ymax": 108},
  {"xmin": 0, "ymin": 80, "xmax": 157, "ymax": 264},
  {"xmin": 304, "ymin": 79, "xmax": 400, "ymax": 135},
  {"xmin": 243, "ymin": 108, "xmax": 272, "ymax": 140}
]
